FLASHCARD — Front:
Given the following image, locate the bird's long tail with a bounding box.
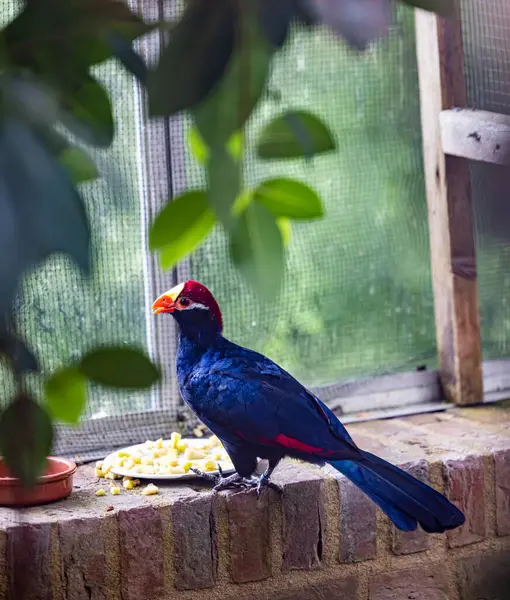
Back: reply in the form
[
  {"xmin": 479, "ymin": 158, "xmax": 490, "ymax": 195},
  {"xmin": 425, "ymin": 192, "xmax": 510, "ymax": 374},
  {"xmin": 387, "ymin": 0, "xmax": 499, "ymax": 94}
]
[{"xmin": 329, "ymin": 451, "xmax": 465, "ymax": 532}]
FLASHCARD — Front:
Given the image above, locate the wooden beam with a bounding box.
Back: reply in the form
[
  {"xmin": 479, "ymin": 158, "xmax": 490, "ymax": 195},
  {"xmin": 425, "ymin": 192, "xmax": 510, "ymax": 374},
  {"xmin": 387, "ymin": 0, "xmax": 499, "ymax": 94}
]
[
  {"xmin": 440, "ymin": 108, "xmax": 510, "ymax": 165},
  {"xmin": 415, "ymin": 6, "xmax": 483, "ymax": 405}
]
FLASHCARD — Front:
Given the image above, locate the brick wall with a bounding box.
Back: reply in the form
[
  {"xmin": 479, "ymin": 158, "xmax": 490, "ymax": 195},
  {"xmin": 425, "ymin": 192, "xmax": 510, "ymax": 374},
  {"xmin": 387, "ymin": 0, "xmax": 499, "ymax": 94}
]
[{"xmin": 1, "ymin": 404, "xmax": 510, "ymax": 600}]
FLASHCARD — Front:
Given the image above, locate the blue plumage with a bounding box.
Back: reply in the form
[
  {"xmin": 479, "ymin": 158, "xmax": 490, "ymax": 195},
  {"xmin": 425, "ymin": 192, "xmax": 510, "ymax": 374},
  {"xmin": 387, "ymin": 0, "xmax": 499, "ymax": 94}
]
[{"xmin": 152, "ymin": 281, "xmax": 465, "ymax": 534}]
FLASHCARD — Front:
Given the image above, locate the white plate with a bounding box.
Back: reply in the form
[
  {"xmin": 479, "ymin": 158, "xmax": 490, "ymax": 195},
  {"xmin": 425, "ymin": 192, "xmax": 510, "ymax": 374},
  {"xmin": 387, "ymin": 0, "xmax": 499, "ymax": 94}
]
[{"xmin": 103, "ymin": 438, "xmax": 235, "ymax": 481}]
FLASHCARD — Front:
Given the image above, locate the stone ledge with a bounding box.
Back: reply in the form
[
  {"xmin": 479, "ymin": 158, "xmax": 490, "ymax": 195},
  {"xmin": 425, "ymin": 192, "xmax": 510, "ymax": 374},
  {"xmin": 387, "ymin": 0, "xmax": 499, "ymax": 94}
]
[{"xmin": 1, "ymin": 404, "xmax": 510, "ymax": 600}]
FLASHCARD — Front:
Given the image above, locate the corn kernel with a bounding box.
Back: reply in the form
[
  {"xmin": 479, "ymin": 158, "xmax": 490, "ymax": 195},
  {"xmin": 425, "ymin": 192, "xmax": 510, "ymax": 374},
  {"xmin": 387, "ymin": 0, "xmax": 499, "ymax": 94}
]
[
  {"xmin": 95, "ymin": 489, "xmax": 106, "ymax": 497},
  {"xmin": 141, "ymin": 457, "xmax": 153, "ymax": 466},
  {"xmin": 123, "ymin": 479, "xmax": 135, "ymax": 490},
  {"xmin": 110, "ymin": 486, "xmax": 121, "ymax": 495},
  {"xmin": 132, "ymin": 455, "xmax": 142, "ymax": 464},
  {"xmin": 155, "ymin": 438, "xmax": 164, "ymax": 449},
  {"xmin": 102, "ymin": 464, "xmax": 112, "ymax": 474},
  {"xmin": 193, "ymin": 427, "xmax": 204, "ymax": 438},
  {"xmin": 170, "ymin": 432, "xmax": 181, "ymax": 449},
  {"xmin": 141, "ymin": 483, "xmax": 159, "ymax": 496},
  {"xmin": 182, "ymin": 461, "xmax": 193, "ymax": 473},
  {"xmin": 123, "ymin": 459, "xmax": 135, "ymax": 471},
  {"xmin": 170, "ymin": 466, "xmax": 186, "ymax": 475},
  {"xmin": 118, "ymin": 450, "xmax": 131, "ymax": 458},
  {"xmin": 105, "ymin": 471, "xmax": 120, "ymax": 480},
  {"xmin": 176, "ymin": 439, "xmax": 188, "ymax": 453},
  {"xmin": 203, "ymin": 459, "xmax": 217, "ymax": 472},
  {"xmin": 94, "ymin": 468, "xmax": 104, "ymax": 478},
  {"xmin": 184, "ymin": 448, "xmax": 207, "ymax": 460}
]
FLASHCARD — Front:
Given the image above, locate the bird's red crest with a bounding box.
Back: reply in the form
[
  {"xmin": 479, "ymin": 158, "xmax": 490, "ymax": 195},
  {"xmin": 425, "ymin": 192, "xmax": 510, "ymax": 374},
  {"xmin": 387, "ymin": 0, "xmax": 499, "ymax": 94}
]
[{"xmin": 180, "ymin": 281, "xmax": 223, "ymax": 331}]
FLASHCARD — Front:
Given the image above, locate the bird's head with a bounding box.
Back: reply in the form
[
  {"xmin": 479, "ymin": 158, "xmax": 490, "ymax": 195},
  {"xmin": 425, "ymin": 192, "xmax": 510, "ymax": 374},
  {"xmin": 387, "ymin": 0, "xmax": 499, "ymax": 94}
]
[{"xmin": 152, "ymin": 280, "xmax": 223, "ymax": 339}]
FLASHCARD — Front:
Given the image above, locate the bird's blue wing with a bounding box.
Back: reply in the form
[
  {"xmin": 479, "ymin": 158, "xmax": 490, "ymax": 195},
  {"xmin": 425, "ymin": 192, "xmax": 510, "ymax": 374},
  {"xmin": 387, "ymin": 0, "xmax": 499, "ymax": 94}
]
[{"xmin": 184, "ymin": 350, "xmax": 360, "ymax": 460}]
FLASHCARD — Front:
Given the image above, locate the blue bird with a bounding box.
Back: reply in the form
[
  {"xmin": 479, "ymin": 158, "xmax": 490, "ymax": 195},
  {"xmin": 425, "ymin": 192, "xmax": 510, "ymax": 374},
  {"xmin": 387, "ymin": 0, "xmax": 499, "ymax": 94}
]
[{"xmin": 152, "ymin": 280, "xmax": 465, "ymax": 533}]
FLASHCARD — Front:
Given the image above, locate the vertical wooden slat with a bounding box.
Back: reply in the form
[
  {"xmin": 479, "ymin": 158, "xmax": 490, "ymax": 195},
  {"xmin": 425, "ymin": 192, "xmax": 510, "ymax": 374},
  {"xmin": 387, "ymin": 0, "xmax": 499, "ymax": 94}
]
[{"xmin": 415, "ymin": 5, "xmax": 483, "ymax": 405}]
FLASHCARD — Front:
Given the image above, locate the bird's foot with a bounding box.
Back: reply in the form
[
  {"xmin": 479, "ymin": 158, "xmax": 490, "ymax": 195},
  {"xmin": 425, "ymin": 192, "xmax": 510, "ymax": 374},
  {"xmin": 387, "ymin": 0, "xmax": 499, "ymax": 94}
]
[
  {"xmin": 256, "ymin": 474, "xmax": 282, "ymax": 499},
  {"xmin": 190, "ymin": 465, "xmax": 256, "ymax": 492}
]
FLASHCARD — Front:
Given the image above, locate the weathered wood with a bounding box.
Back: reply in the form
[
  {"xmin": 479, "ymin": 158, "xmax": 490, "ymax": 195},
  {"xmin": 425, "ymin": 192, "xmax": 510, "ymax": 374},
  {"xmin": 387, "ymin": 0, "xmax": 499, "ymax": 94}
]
[
  {"xmin": 415, "ymin": 6, "xmax": 483, "ymax": 405},
  {"xmin": 441, "ymin": 109, "xmax": 510, "ymax": 165}
]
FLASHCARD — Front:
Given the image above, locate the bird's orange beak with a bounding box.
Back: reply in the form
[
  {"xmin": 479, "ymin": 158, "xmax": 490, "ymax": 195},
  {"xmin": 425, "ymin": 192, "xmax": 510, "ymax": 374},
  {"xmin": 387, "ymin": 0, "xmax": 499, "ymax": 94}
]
[{"xmin": 152, "ymin": 282, "xmax": 185, "ymax": 314}]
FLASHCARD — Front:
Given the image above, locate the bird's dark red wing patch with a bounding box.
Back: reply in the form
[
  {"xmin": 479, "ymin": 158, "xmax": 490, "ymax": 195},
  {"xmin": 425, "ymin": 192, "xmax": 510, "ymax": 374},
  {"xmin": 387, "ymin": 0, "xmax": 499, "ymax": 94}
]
[{"xmin": 270, "ymin": 433, "xmax": 335, "ymax": 456}]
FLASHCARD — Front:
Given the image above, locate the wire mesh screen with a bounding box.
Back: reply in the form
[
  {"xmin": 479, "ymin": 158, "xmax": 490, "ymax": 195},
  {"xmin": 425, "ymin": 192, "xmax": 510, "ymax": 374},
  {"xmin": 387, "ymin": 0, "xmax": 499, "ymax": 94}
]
[
  {"xmin": 0, "ymin": 0, "xmax": 152, "ymax": 434},
  {"xmin": 185, "ymin": 7, "xmax": 436, "ymax": 388},
  {"xmin": 461, "ymin": 0, "xmax": 510, "ymax": 359},
  {"xmin": 0, "ymin": 2, "xmax": 438, "ymax": 457}
]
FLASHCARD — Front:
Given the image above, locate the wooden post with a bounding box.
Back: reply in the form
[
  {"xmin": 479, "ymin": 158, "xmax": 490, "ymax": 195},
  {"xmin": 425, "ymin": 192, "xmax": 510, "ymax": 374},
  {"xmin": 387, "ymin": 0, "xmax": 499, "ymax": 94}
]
[{"xmin": 415, "ymin": 5, "xmax": 483, "ymax": 405}]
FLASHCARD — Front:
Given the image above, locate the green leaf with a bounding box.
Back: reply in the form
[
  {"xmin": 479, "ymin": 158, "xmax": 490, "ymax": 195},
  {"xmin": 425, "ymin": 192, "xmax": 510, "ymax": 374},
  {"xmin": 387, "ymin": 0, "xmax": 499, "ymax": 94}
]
[
  {"xmin": 45, "ymin": 366, "xmax": 87, "ymax": 425},
  {"xmin": 3, "ymin": 0, "xmax": 154, "ymax": 74},
  {"xmin": 230, "ymin": 203, "xmax": 284, "ymax": 300},
  {"xmin": 227, "ymin": 130, "xmax": 244, "ymax": 162},
  {"xmin": 79, "ymin": 346, "xmax": 160, "ymax": 389},
  {"xmin": 149, "ymin": 2, "xmax": 236, "ymax": 116},
  {"xmin": 207, "ymin": 148, "xmax": 241, "ymax": 228},
  {"xmin": 193, "ymin": 6, "xmax": 274, "ymax": 147},
  {"xmin": 58, "ymin": 146, "xmax": 99, "ymax": 184},
  {"xmin": 257, "ymin": 110, "xmax": 336, "ymax": 160},
  {"xmin": 108, "ymin": 33, "xmax": 148, "ymax": 84},
  {"xmin": 149, "ymin": 191, "xmax": 216, "ymax": 270},
  {"xmin": 400, "ymin": 0, "xmax": 454, "ymax": 18},
  {"xmin": 60, "ymin": 75, "xmax": 114, "ymax": 148},
  {"xmin": 254, "ymin": 178, "xmax": 324, "ymax": 219},
  {"xmin": 0, "ymin": 394, "xmax": 53, "ymax": 487},
  {"xmin": 0, "ymin": 118, "xmax": 90, "ymax": 313},
  {"xmin": 188, "ymin": 127, "xmax": 209, "ymax": 165},
  {"xmin": 277, "ymin": 217, "xmax": 292, "ymax": 247},
  {"xmin": 0, "ymin": 323, "xmax": 39, "ymax": 374}
]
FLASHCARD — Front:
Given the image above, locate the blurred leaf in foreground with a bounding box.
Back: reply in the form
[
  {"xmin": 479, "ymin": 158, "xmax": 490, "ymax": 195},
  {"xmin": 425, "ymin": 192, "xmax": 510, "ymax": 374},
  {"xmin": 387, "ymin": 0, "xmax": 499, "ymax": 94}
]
[
  {"xmin": 257, "ymin": 110, "xmax": 336, "ymax": 160},
  {"xmin": 45, "ymin": 366, "xmax": 87, "ymax": 425},
  {"xmin": 79, "ymin": 346, "xmax": 160, "ymax": 389},
  {"xmin": 149, "ymin": 191, "xmax": 216, "ymax": 271},
  {"xmin": 0, "ymin": 394, "xmax": 53, "ymax": 487}
]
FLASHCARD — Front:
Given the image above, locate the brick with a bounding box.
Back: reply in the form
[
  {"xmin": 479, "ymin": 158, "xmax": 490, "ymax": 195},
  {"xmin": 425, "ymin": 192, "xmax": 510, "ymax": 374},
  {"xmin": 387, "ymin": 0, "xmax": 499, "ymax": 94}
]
[
  {"xmin": 282, "ymin": 477, "xmax": 324, "ymax": 570},
  {"xmin": 347, "ymin": 430, "xmax": 401, "ymax": 461},
  {"xmin": 59, "ymin": 517, "xmax": 109, "ymax": 600},
  {"xmin": 118, "ymin": 506, "xmax": 164, "ymax": 600},
  {"xmin": 8, "ymin": 523, "xmax": 52, "ymax": 600},
  {"xmin": 370, "ymin": 564, "xmax": 449, "ymax": 600},
  {"xmin": 226, "ymin": 489, "xmax": 271, "ymax": 583},
  {"xmin": 172, "ymin": 494, "xmax": 217, "ymax": 590},
  {"xmin": 392, "ymin": 461, "xmax": 432, "ymax": 555},
  {"xmin": 408, "ymin": 413, "xmax": 510, "ymax": 452},
  {"xmin": 257, "ymin": 574, "xmax": 359, "ymax": 600},
  {"xmin": 458, "ymin": 551, "xmax": 510, "ymax": 600},
  {"xmin": 338, "ymin": 476, "xmax": 377, "ymax": 563},
  {"xmin": 494, "ymin": 449, "xmax": 510, "ymax": 536},
  {"xmin": 444, "ymin": 455, "xmax": 485, "ymax": 547}
]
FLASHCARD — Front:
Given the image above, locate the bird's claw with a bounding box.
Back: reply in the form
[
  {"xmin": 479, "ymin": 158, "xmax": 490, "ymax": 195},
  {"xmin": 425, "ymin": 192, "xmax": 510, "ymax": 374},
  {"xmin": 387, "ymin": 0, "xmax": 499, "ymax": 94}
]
[
  {"xmin": 256, "ymin": 475, "xmax": 282, "ymax": 499},
  {"xmin": 190, "ymin": 467, "xmax": 282, "ymax": 497},
  {"xmin": 190, "ymin": 467, "xmax": 252, "ymax": 492}
]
